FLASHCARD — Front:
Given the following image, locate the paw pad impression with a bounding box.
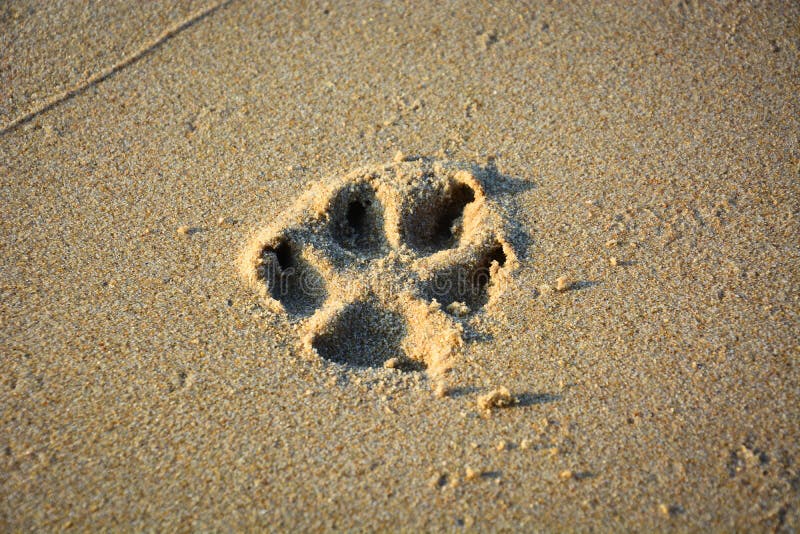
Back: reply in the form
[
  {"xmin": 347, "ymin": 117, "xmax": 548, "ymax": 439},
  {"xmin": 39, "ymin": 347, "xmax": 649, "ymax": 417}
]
[{"xmin": 240, "ymin": 158, "xmax": 519, "ymax": 377}]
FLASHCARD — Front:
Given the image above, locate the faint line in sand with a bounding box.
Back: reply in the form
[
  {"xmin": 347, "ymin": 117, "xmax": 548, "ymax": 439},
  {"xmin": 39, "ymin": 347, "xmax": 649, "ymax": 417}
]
[{"xmin": 0, "ymin": 0, "xmax": 233, "ymax": 136}]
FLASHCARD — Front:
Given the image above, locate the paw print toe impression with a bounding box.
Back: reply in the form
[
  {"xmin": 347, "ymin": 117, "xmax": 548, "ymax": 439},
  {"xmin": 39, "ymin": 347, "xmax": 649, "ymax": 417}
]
[
  {"xmin": 329, "ymin": 182, "xmax": 388, "ymax": 258},
  {"xmin": 254, "ymin": 236, "xmax": 327, "ymax": 317},
  {"xmin": 241, "ymin": 159, "xmax": 518, "ymax": 376},
  {"xmin": 402, "ymin": 178, "xmax": 476, "ymax": 254}
]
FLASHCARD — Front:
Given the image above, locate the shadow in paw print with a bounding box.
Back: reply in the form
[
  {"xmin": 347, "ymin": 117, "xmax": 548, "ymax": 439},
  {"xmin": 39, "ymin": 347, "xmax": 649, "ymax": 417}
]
[
  {"xmin": 423, "ymin": 243, "xmax": 507, "ymax": 314},
  {"xmin": 479, "ymin": 163, "xmax": 536, "ymax": 260},
  {"xmin": 404, "ymin": 179, "xmax": 476, "ymax": 254},
  {"xmin": 260, "ymin": 240, "xmax": 326, "ymax": 317},
  {"xmin": 330, "ymin": 182, "xmax": 388, "ymax": 258},
  {"xmin": 478, "ymin": 162, "xmax": 537, "ymax": 198},
  {"xmin": 312, "ymin": 301, "xmax": 423, "ymax": 370}
]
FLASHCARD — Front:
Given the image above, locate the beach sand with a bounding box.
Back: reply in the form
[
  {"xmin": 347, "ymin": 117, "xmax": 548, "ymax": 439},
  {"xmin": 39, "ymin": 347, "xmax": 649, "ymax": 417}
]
[{"xmin": 1, "ymin": 1, "xmax": 798, "ymax": 530}]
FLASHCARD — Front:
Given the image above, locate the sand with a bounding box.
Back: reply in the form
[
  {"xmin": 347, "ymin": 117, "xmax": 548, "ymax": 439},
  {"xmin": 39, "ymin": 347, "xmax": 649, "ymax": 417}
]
[{"xmin": 1, "ymin": 1, "xmax": 799, "ymax": 531}]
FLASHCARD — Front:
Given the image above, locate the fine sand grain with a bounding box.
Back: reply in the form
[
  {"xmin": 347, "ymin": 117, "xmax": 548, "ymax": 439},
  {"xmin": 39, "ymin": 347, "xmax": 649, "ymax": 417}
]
[{"xmin": 1, "ymin": 1, "xmax": 799, "ymax": 531}]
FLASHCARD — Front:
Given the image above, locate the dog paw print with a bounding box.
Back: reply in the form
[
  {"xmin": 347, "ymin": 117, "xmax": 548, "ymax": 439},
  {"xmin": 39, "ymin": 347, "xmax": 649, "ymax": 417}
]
[{"xmin": 240, "ymin": 158, "xmax": 519, "ymax": 376}]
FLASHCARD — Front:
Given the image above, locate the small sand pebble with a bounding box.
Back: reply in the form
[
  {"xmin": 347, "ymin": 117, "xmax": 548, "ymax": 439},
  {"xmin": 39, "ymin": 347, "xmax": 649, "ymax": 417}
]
[
  {"xmin": 465, "ymin": 467, "xmax": 480, "ymax": 481},
  {"xmin": 478, "ymin": 30, "xmax": 497, "ymax": 50},
  {"xmin": 177, "ymin": 225, "xmax": 192, "ymax": 235},
  {"xmin": 217, "ymin": 216, "xmax": 235, "ymax": 226},
  {"xmin": 477, "ymin": 387, "xmax": 516, "ymax": 411},
  {"xmin": 393, "ymin": 150, "xmax": 406, "ymax": 163},
  {"xmin": 496, "ymin": 440, "xmax": 509, "ymax": 451},
  {"xmin": 559, "ymin": 469, "xmax": 574, "ymax": 480},
  {"xmin": 609, "ymin": 257, "xmax": 619, "ymax": 266},
  {"xmin": 520, "ymin": 439, "xmax": 532, "ymax": 450},
  {"xmin": 434, "ymin": 383, "xmax": 448, "ymax": 398},
  {"xmin": 384, "ymin": 357, "xmax": 400, "ymax": 369},
  {"xmin": 605, "ymin": 239, "xmax": 619, "ymax": 248},
  {"xmin": 555, "ymin": 276, "xmax": 573, "ymax": 292},
  {"xmin": 445, "ymin": 301, "xmax": 470, "ymax": 316}
]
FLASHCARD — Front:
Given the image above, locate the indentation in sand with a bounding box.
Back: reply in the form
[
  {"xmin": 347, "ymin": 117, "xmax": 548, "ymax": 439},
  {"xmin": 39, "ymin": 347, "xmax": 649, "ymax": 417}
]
[
  {"xmin": 402, "ymin": 177, "xmax": 476, "ymax": 253},
  {"xmin": 309, "ymin": 299, "xmax": 418, "ymax": 370},
  {"xmin": 240, "ymin": 158, "xmax": 519, "ymax": 376},
  {"xmin": 256, "ymin": 236, "xmax": 327, "ymax": 317},
  {"xmin": 328, "ymin": 181, "xmax": 388, "ymax": 258}
]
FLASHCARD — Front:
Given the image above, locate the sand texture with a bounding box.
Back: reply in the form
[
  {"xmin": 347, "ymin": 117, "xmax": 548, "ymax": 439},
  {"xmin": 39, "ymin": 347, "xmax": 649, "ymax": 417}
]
[
  {"xmin": 1, "ymin": 1, "xmax": 799, "ymax": 531},
  {"xmin": 0, "ymin": 0, "xmax": 223, "ymax": 130}
]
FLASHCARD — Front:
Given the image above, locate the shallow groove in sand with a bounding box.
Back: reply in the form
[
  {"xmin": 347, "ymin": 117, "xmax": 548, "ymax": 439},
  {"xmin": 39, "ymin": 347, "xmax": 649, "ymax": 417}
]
[{"xmin": 0, "ymin": 0, "xmax": 233, "ymax": 135}]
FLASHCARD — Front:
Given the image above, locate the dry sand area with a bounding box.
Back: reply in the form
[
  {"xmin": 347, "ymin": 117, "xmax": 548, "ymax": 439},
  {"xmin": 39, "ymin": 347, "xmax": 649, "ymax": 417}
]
[{"xmin": 1, "ymin": 1, "xmax": 799, "ymax": 530}]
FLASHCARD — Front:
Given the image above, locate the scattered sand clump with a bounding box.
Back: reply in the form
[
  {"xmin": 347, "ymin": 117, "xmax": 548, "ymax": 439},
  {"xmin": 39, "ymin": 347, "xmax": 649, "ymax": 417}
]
[
  {"xmin": 477, "ymin": 386, "xmax": 517, "ymax": 411},
  {"xmin": 465, "ymin": 467, "xmax": 481, "ymax": 481},
  {"xmin": 555, "ymin": 276, "xmax": 573, "ymax": 292}
]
